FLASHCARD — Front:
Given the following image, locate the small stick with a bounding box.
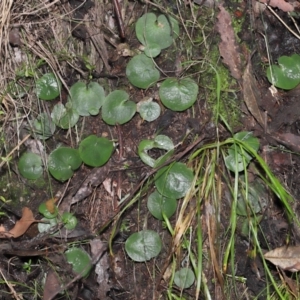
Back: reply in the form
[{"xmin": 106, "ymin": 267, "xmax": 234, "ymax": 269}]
[
  {"xmin": 264, "ymin": 4, "xmax": 300, "ymax": 40},
  {"xmin": 112, "ymin": 0, "xmax": 126, "ymax": 40},
  {"xmin": 116, "ymin": 124, "xmax": 123, "ymax": 206},
  {"xmin": 0, "ymin": 268, "xmax": 22, "ymax": 300}
]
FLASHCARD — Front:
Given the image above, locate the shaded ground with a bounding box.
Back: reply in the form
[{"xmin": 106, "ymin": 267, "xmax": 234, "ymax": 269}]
[{"xmin": 1, "ymin": 0, "xmax": 300, "ymax": 299}]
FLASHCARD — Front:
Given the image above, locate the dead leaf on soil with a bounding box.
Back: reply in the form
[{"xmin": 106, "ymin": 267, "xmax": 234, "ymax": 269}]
[
  {"xmin": 5, "ymin": 207, "xmax": 37, "ymax": 238},
  {"xmin": 243, "ymin": 60, "xmax": 264, "ymax": 127},
  {"xmin": 59, "ymin": 162, "xmax": 110, "ymax": 213},
  {"xmin": 216, "ymin": 4, "xmax": 242, "ymax": 80},
  {"xmin": 271, "ymin": 132, "xmax": 300, "ymax": 153},
  {"xmin": 90, "ymin": 238, "xmax": 111, "ymax": 298},
  {"xmin": 103, "ymin": 178, "xmax": 114, "ymax": 197},
  {"xmin": 264, "ymin": 245, "xmax": 300, "ymax": 272},
  {"xmin": 258, "ymin": 0, "xmax": 294, "ymax": 12},
  {"xmin": 280, "ymin": 269, "xmax": 299, "ymax": 297},
  {"xmin": 43, "ymin": 270, "xmax": 61, "ymax": 300}
]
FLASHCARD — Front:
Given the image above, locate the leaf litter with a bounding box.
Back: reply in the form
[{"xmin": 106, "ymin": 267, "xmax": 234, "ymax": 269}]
[
  {"xmin": 43, "ymin": 238, "xmax": 108, "ymax": 300},
  {"xmin": 0, "ymin": 207, "xmax": 38, "ymax": 238},
  {"xmin": 242, "ymin": 59, "xmax": 265, "ymax": 127},
  {"xmin": 258, "ymin": 0, "xmax": 295, "ymax": 12},
  {"xmin": 264, "ymin": 245, "xmax": 300, "ymax": 272},
  {"xmin": 216, "ymin": 3, "xmax": 242, "ymax": 80}
]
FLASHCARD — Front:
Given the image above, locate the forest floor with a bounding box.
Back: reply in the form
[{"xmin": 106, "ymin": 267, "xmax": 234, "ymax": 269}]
[{"xmin": 1, "ymin": 0, "xmax": 300, "ymax": 299}]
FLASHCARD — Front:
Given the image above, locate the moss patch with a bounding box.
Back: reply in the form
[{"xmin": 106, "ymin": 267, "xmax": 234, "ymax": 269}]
[{"xmin": 0, "ymin": 171, "xmax": 49, "ymax": 214}]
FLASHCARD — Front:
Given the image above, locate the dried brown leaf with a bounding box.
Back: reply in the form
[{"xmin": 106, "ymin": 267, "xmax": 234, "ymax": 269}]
[
  {"xmin": 264, "ymin": 245, "xmax": 300, "ymax": 272},
  {"xmin": 90, "ymin": 238, "xmax": 107, "ymax": 262},
  {"xmin": 271, "ymin": 132, "xmax": 300, "ymax": 153},
  {"xmin": 243, "ymin": 60, "xmax": 264, "ymax": 127},
  {"xmin": 280, "ymin": 269, "xmax": 299, "ymax": 297},
  {"xmin": 43, "ymin": 270, "xmax": 61, "ymax": 300},
  {"xmin": 8, "ymin": 207, "xmax": 37, "ymax": 238},
  {"xmin": 216, "ymin": 4, "xmax": 242, "ymax": 80},
  {"xmin": 90, "ymin": 238, "xmax": 111, "ymax": 298},
  {"xmin": 258, "ymin": 0, "xmax": 294, "ymax": 12}
]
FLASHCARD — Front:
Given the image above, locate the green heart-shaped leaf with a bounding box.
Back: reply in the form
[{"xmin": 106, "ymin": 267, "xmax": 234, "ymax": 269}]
[
  {"xmin": 102, "ymin": 90, "xmax": 136, "ymax": 125},
  {"xmin": 65, "ymin": 248, "xmax": 92, "ymax": 278},
  {"xmin": 79, "ymin": 135, "xmax": 114, "ymax": 167},
  {"xmin": 234, "ymin": 131, "xmax": 259, "ymax": 151},
  {"xmin": 174, "ymin": 268, "xmax": 195, "ymax": 289},
  {"xmin": 48, "ymin": 147, "xmax": 82, "ymax": 182},
  {"xmin": 125, "ymin": 230, "xmax": 162, "ymax": 262},
  {"xmin": 224, "ymin": 149, "xmax": 246, "ymax": 173},
  {"xmin": 126, "ymin": 54, "xmax": 160, "ymax": 89},
  {"xmin": 69, "ymin": 81, "xmax": 105, "ymax": 116},
  {"xmin": 155, "ymin": 162, "xmax": 194, "ymax": 199},
  {"xmin": 147, "ymin": 190, "xmax": 177, "ymax": 220},
  {"xmin": 6, "ymin": 81, "xmax": 29, "ymax": 98},
  {"xmin": 61, "ymin": 212, "xmax": 78, "ymax": 230},
  {"xmin": 36, "ymin": 73, "xmax": 61, "ymax": 100},
  {"xmin": 237, "ymin": 184, "xmax": 267, "ymax": 216},
  {"xmin": 159, "ymin": 77, "xmax": 198, "ymax": 111},
  {"xmin": 267, "ymin": 54, "xmax": 300, "ymax": 90},
  {"xmin": 137, "ymin": 97, "xmax": 161, "ymax": 122},
  {"xmin": 18, "ymin": 152, "xmax": 43, "ymax": 180},
  {"xmin": 135, "ymin": 13, "xmax": 179, "ymax": 50}
]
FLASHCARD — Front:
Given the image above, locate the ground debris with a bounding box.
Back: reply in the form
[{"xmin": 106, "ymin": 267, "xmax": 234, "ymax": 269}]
[
  {"xmin": 216, "ymin": 3, "xmax": 242, "ymax": 80},
  {"xmin": 0, "ymin": 207, "xmax": 37, "ymax": 239},
  {"xmin": 43, "ymin": 270, "xmax": 61, "ymax": 300},
  {"xmin": 242, "ymin": 60, "xmax": 264, "ymax": 127},
  {"xmin": 270, "ymin": 132, "xmax": 300, "ymax": 153},
  {"xmin": 258, "ymin": 0, "xmax": 295, "ymax": 12},
  {"xmin": 90, "ymin": 238, "xmax": 111, "ymax": 298},
  {"xmin": 264, "ymin": 245, "xmax": 300, "ymax": 272},
  {"xmin": 59, "ymin": 163, "xmax": 111, "ymax": 213}
]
